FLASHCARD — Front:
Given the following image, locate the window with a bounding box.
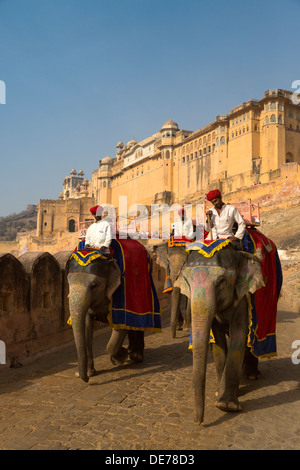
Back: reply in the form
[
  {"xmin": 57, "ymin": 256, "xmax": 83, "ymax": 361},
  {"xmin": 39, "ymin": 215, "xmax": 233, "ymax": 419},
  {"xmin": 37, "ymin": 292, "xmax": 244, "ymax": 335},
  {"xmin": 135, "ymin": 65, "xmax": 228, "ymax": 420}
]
[
  {"xmin": 69, "ymin": 219, "xmax": 76, "ymax": 232},
  {"xmin": 216, "ymin": 137, "xmax": 219, "ymax": 145},
  {"xmin": 182, "ymin": 157, "xmax": 185, "ymax": 164},
  {"xmin": 278, "ymin": 115, "xmax": 282, "ymax": 124},
  {"xmin": 270, "ymin": 114, "xmax": 276, "ymax": 123}
]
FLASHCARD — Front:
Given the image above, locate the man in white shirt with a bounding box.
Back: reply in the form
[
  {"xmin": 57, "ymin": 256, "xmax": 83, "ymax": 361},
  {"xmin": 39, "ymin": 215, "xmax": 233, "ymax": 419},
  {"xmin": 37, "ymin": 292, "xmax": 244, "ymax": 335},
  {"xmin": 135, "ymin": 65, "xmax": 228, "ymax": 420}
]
[
  {"xmin": 205, "ymin": 189, "xmax": 246, "ymax": 243},
  {"xmin": 85, "ymin": 205, "xmax": 112, "ymax": 252},
  {"xmin": 173, "ymin": 208, "xmax": 194, "ymax": 240}
]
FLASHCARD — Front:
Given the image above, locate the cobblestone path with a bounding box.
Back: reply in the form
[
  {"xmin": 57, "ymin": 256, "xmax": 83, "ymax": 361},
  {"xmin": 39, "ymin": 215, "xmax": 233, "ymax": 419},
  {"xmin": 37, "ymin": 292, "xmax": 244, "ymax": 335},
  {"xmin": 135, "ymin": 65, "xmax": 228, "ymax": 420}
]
[{"xmin": 0, "ymin": 299, "xmax": 299, "ymax": 451}]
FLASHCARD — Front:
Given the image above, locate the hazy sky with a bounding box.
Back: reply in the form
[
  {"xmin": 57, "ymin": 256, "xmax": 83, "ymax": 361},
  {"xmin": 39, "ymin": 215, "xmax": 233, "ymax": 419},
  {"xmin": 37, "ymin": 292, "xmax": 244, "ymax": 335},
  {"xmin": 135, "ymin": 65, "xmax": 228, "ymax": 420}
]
[{"xmin": 1, "ymin": 0, "xmax": 300, "ymax": 217}]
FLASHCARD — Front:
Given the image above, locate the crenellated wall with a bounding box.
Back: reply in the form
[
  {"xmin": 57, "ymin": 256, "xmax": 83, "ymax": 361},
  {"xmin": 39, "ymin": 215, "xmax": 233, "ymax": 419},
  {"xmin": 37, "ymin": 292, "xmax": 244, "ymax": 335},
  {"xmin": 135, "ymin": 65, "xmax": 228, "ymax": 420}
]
[{"xmin": 0, "ymin": 249, "xmax": 167, "ymax": 367}]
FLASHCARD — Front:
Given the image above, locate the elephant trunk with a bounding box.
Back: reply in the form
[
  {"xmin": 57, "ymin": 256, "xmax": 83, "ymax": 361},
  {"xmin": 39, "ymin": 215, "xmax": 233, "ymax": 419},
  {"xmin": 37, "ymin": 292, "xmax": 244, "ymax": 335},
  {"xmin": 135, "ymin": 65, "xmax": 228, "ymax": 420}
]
[
  {"xmin": 170, "ymin": 286, "xmax": 181, "ymax": 338},
  {"xmin": 191, "ymin": 280, "xmax": 216, "ymax": 424},
  {"xmin": 69, "ymin": 285, "xmax": 90, "ymax": 383}
]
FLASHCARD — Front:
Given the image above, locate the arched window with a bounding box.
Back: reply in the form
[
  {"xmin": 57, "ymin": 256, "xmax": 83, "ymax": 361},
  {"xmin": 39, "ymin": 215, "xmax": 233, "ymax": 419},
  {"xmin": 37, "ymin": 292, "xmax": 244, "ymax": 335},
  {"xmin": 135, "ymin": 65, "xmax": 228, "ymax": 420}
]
[
  {"xmin": 182, "ymin": 157, "xmax": 185, "ymax": 164},
  {"xmin": 270, "ymin": 101, "xmax": 276, "ymax": 110},
  {"xmin": 220, "ymin": 136, "xmax": 225, "ymax": 145},
  {"xmin": 265, "ymin": 116, "xmax": 269, "ymax": 124},
  {"xmin": 286, "ymin": 152, "xmax": 294, "ymax": 163},
  {"xmin": 216, "ymin": 137, "xmax": 219, "ymax": 145},
  {"xmin": 68, "ymin": 219, "xmax": 76, "ymax": 233}
]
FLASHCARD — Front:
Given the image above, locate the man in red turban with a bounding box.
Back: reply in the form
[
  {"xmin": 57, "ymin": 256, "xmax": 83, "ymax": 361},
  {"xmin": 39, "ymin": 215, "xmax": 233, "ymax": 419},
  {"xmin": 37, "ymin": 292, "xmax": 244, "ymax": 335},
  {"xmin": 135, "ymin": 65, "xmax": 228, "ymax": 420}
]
[
  {"xmin": 85, "ymin": 205, "xmax": 112, "ymax": 252},
  {"xmin": 205, "ymin": 189, "xmax": 245, "ymax": 243}
]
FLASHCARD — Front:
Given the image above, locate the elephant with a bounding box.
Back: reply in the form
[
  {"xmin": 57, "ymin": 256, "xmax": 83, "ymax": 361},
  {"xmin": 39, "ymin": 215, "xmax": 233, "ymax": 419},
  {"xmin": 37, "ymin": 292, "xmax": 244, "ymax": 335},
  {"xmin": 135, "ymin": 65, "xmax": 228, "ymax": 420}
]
[
  {"xmin": 174, "ymin": 242, "xmax": 265, "ymax": 424},
  {"xmin": 152, "ymin": 241, "xmax": 191, "ymax": 338},
  {"xmin": 68, "ymin": 254, "xmax": 145, "ymax": 383}
]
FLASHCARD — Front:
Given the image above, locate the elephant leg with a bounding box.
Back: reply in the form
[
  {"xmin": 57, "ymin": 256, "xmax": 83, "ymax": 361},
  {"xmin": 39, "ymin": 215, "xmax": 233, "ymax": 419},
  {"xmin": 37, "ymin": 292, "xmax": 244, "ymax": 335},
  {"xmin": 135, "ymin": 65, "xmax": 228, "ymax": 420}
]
[
  {"xmin": 128, "ymin": 330, "xmax": 145, "ymax": 363},
  {"xmin": 75, "ymin": 312, "xmax": 96, "ymax": 378},
  {"xmin": 170, "ymin": 287, "xmax": 181, "ymax": 338},
  {"xmin": 182, "ymin": 297, "xmax": 191, "ymax": 331},
  {"xmin": 86, "ymin": 313, "xmax": 96, "ymax": 377},
  {"xmin": 211, "ymin": 319, "xmax": 228, "ymax": 396},
  {"xmin": 106, "ymin": 329, "xmax": 128, "ymax": 365},
  {"xmin": 243, "ymin": 348, "xmax": 261, "ymax": 380},
  {"xmin": 216, "ymin": 299, "xmax": 248, "ymax": 413}
]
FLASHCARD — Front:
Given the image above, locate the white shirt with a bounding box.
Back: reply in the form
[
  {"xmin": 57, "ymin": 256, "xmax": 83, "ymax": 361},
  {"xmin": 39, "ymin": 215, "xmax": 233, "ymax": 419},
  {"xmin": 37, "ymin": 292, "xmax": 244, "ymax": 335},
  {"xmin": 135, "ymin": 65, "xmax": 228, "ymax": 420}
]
[
  {"xmin": 173, "ymin": 218, "xmax": 194, "ymax": 239},
  {"xmin": 205, "ymin": 204, "xmax": 246, "ymax": 240},
  {"xmin": 85, "ymin": 219, "xmax": 112, "ymax": 249}
]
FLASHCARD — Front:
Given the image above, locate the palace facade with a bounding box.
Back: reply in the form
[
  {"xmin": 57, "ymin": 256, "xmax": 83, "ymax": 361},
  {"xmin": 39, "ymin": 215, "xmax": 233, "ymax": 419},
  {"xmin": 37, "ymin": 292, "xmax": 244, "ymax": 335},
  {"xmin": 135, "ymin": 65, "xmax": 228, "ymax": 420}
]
[{"xmin": 37, "ymin": 88, "xmax": 300, "ymax": 237}]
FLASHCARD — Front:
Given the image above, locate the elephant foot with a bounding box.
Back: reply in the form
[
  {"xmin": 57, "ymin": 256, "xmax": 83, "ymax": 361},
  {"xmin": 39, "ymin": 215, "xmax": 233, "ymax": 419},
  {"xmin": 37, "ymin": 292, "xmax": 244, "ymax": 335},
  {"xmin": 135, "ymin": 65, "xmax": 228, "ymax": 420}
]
[
  {"xmin": 129, "ymin": 351, "xmax": 144, "ymax": 363},
  {"xmin": 110, "ymin": 347, "xmax": 128, "ymax": 366},
  {"xmin": 75, "ymin": 368, "xmax": 97, "ymax": 378},
  {"xmin": 215, "ymin": 399, "xmax": 242, "ymax": 413},
  {"xmin": 245, "ymin": 370, "xmax": 262, "ymax": 380},
  {"xmin": 87, "ymin": 367, "xmax": 97, "ymax": 377},
  {"xmin": 243, "ymin": 349, "xmax": 261, "ymax": 380}
]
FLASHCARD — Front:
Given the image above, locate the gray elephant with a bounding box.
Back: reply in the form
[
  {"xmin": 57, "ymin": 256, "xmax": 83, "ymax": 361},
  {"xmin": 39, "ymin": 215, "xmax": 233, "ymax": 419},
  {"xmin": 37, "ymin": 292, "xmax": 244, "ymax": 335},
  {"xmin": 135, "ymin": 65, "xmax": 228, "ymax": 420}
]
[
  {"xmin": 174, "ymin": 241, "xmax": 265, "ymax": 424},
  {"xmin": 68, "ymin": 238, "xmax": 159, "ymax": 383},
  {"xmin": 152, "ymin": 241, "xmax": 191, "ymax": 338}
]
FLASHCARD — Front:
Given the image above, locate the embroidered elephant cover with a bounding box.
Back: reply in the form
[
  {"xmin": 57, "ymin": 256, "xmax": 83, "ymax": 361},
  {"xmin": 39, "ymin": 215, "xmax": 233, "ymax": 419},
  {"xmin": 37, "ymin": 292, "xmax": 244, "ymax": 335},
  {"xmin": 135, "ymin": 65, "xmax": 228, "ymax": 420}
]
[
  {"xmin": 186, "ymin": 230, "xmax": 282, "ymax": 358},
  {"xmin": 71, "ymin": 238, "xmax": 161, "ymax": 333}
]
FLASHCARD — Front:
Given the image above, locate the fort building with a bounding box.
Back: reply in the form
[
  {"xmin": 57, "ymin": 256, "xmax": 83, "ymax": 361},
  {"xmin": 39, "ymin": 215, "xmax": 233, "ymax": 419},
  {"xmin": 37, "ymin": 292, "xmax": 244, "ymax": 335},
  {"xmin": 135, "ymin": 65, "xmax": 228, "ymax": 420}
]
[{"xmin": 36, "ymin": 88, "xmax": 300, "ymax": 237}]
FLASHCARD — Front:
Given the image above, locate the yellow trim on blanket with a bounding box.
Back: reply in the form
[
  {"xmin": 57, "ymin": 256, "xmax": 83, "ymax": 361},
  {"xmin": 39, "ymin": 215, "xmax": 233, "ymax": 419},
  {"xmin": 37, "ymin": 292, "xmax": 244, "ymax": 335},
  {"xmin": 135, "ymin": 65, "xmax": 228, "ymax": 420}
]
[
  {"xmin": 70, "ymin": 251, "xmax": 108, "ymax": 266},
  {"xmin": 186, "ymin": 239, "xmax": 234, "ymax": 258}
]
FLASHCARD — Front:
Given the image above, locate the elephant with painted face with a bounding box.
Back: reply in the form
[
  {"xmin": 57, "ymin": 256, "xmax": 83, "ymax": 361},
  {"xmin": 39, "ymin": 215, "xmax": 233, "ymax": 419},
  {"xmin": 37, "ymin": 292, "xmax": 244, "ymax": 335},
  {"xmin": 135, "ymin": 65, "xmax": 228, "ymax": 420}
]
[
  {"xmin": 152, "ymin": 241, "xmax": 191, "ymax": 338},
  {"xmin": 68, "ymin": 255, "xmax": 145, "ymax": 383},
  {"xmin": 174, "ymin": 242, "xmax": 265, "ymax": 424}
]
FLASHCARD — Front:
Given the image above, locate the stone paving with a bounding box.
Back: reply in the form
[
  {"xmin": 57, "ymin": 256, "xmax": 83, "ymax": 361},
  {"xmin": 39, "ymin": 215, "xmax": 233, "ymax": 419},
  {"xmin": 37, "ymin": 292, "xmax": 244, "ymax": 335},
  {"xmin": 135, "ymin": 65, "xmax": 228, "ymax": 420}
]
[{"xmin": 0, "ymin": 299, "xmax": 299, "ymax": 451}]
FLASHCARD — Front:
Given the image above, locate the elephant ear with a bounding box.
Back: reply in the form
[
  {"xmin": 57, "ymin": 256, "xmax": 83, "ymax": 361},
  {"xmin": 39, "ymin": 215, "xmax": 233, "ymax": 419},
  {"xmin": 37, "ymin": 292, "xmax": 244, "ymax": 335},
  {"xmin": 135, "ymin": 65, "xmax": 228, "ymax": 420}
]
[
  {"xmin": 152, "ymin": 242, "xmax": 169, "ymax": 270},
  {"xmin": 234, "ymin": 252, "xmax": 265, "ymax": 307},
  {"xmin": 106, "ymin": 260, "xmax": 121, "ymax": 301},
  {"xmin": 174, "ymin": 265, "xmax": 190, "ymax": 298}
]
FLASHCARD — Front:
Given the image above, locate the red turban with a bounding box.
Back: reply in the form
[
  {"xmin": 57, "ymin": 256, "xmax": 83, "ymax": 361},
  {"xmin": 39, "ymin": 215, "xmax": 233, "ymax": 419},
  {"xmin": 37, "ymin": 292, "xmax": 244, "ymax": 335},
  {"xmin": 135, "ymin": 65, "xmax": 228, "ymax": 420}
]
[
  {"xmin": 206, "ymin": 189, "xmax": 221, "ymax": 201},
  {"xmin": 90, "ymin": 205, "xmax": 103, "ymax": 216},
  {"xmin": 178, "ymin": 209, "xmax": 185, "ymax": 216}
]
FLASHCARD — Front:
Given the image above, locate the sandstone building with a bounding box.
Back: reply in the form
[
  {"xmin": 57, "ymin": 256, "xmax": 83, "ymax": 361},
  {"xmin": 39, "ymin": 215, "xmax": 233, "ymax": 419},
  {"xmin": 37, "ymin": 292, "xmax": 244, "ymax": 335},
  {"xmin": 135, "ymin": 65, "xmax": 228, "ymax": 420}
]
[{"xmin": 36, "ymin": 88, "xmax": 300, "ymax": 237}]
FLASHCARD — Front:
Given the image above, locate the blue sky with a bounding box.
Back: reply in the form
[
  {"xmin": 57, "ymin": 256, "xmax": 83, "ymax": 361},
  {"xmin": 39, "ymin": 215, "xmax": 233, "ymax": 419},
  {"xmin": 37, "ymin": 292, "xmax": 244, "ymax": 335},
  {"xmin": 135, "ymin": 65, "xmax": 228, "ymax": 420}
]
[{"xmin": 0, "ymin": 0, "xmax": 300, "ymax": 217}]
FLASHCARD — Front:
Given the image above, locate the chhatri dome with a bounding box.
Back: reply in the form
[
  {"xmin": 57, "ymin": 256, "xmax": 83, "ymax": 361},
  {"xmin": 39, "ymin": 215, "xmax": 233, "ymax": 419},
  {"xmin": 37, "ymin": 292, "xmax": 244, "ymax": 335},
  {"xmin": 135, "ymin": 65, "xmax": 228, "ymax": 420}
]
[
  {"xmin": 101, "ymin": 156, "xmax": 113, "ymax": 164},
  {"xmin": 161, "ymin": 119, "xmax": 179, "ymax": 130}
]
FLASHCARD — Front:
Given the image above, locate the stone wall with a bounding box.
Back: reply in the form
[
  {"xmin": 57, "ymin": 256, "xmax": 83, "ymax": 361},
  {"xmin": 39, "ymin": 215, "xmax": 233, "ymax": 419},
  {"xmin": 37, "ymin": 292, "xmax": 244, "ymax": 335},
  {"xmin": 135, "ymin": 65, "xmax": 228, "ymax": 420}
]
[{"xmin": 0, "ymin": 248, "xmax": 168, "ymax": 367}]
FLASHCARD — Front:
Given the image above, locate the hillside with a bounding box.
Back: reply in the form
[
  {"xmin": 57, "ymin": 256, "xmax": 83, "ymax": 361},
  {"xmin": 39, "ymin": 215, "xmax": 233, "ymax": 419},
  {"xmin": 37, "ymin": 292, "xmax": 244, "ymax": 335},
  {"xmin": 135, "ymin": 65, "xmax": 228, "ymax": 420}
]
[
  {"xmin": 0, "ymin": 206, "xmax": 37, "ymax": 241},
  {"xmin": 260, "ymin": 204, "xmax": 300, "ymax": 312}
]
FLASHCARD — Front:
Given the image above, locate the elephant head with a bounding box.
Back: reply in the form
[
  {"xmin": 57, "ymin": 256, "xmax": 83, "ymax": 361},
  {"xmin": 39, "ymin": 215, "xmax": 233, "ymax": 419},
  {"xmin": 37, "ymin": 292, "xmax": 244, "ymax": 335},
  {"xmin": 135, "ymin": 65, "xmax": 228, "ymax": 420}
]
[
  {"xmin": 174, "ymin": 244, "xmax": 265, "ymax": 424},
  {"xmin": 152, "ymin": 241, "xmax": 188, "ymax": 338},
  {"xmin": 68, "ymin": 256, "xmax": 121, "ymax": 382}
]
